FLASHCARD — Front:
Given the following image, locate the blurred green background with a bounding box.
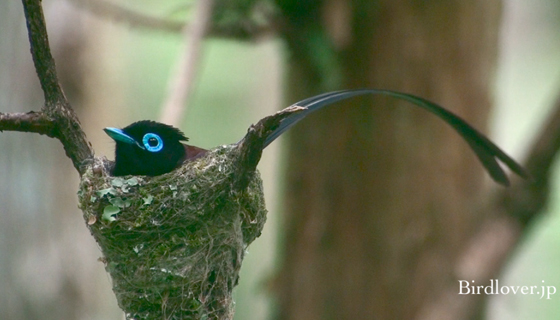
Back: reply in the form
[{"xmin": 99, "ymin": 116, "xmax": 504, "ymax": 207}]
[
  {"xmin": 1, "ymin": 0, "xmax": 560, "ymax": 319},
  {"xmin": 490, "ymin": 1, "xmax": 560, "ymax": 318}
]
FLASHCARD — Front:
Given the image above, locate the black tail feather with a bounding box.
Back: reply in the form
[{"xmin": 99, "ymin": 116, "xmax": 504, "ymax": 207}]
[{"xmin": 264, "ymin": 89, "xmax": 529, "ymax": 186}]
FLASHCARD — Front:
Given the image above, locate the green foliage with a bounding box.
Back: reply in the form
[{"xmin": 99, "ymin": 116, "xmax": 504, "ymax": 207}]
[{"xmin": 212, "ymin": 0, "xmax": 276, "ymax": 39}]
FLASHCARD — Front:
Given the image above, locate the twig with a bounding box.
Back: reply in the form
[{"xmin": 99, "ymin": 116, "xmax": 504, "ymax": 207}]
[
  {"xmin": 69, "ymin": 0, "xmax": 277, "ymax": 39},
  {"xmin": 71, "ymin": 0, "xmax": 184, "ymax": 33},
  {"xmin": 160, "ymin": 0, "xmax": 214, "ymax": 126}
]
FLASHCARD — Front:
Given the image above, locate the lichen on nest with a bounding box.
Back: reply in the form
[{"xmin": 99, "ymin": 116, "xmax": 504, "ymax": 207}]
[{"xmin": 78, "ymin": 144, "xmax": 267, "ymax": 320}]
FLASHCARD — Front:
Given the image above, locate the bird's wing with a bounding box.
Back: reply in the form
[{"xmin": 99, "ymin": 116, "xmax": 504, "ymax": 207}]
[
  {"xmin": 183, "ymin": 144, "xmax": 208, "ymax": 162},
  {"xmin": 263, "ymin": 89, "xmax": 529, "ymax": 186}
]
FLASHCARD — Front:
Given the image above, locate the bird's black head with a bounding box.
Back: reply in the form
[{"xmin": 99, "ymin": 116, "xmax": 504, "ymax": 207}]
[{"xmin": 104, "ymin": 120, "xmax": 188, "ymax": 176}]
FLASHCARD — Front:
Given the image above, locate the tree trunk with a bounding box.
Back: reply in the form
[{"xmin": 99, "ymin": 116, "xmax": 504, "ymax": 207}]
[{"xmin": 276, "ymin": 1, "xmax": 502, "ymax": 319}]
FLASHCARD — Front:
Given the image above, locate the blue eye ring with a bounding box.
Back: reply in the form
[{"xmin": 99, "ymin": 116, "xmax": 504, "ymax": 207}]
[{"xmin": 142, "ymin": 133, "xmax": 163, "ymax": 152}]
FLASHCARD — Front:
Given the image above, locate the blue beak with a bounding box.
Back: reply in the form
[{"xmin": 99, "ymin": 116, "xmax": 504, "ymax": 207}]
[{"xmin": 104, "ymin": 127, "xmax": 145, "ymax": 150}]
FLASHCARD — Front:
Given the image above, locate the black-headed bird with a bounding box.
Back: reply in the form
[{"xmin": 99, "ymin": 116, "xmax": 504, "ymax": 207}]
[
  {"xmin": 104, "ymin": 89, "xmax": 529, "ymax": 184},
  {"xmin": 104, "ymin": 120, "xmax": 207, "ymax": 176}
]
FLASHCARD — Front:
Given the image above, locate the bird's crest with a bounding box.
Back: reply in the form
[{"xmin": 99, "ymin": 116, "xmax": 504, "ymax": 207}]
[{"xmin": 122, "ymin": 120, "xmax": 189, "ymax": 142}]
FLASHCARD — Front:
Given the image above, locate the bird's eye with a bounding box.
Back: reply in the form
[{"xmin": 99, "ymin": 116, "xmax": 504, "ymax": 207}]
[{"xmin": 142, "ymin": 133, "xmax": 163, "ymax": 152}]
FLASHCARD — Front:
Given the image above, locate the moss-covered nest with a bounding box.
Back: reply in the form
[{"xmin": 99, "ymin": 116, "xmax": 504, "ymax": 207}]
[{"xmin": 78, "ymin": 144, "xmax": 267, "ymax": 320}]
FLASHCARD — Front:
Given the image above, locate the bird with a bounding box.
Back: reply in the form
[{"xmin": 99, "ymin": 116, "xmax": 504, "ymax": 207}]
[
  {"xmin": 104, "ymin": 120, "xmax": 207, "ymax": 176},
  {"xmin": 104, "ymin": 89, "xmax": 529, "ymax": 184}
]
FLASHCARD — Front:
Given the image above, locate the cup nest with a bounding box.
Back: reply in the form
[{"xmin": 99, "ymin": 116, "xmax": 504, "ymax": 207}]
[{"xmin": 78, "ymin": 144, "xmax": 267, "ymax": 320}]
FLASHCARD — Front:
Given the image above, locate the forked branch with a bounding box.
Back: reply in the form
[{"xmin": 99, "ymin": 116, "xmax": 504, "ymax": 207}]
[{"xmin": 0, "ymin": 0, "xmax": 94, "ymax": 175}]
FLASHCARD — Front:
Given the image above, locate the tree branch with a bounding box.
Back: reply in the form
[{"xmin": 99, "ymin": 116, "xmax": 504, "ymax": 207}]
[
  {"xmin": 502, "ymin": 91, "xmax": 560, "ymax": 224},
  {"xmin": 234, "ymin": 105, "xmax": 305, "ymax": 189},
  {"xmin": 0, "ymin": 0, "xmax": 95, "ymax": 175},
  {"xmin": 71, "ymin": 0, "xmax": 184, "ymax": 33},
  {"xmin": 160, "ymin": 0, "xmax": 214, "ymax": 125},
  {"xmin": 0, "ymin": 111, "xmax": 55, "ymax": 136},
  {"xmin": 22, "ymin": 0, "xmax": 64, "ymax": 102},
  {"xmin": 70, "ymin": 0, "xmax": 277, "ymax": 40},
  {"xmin": 417, "ymin": 89, "xmax": 560, "ymax": 320}
]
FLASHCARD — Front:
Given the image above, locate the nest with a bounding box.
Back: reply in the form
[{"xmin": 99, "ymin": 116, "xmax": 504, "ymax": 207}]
[{"xmin": 78, "ymin": 144, "xmax": 267, "ymax": 320}]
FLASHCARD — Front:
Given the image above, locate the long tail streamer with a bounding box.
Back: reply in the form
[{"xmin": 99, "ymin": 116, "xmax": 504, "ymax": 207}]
[{"xmin": 263, "ymin": 89, "xmax": 529, "ymax": 186}]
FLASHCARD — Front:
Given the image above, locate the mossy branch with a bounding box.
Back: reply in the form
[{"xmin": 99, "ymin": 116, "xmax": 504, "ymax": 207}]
[{"xmin": 235, "ymin": 105, "xmax": 305, "ymax": 189}]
